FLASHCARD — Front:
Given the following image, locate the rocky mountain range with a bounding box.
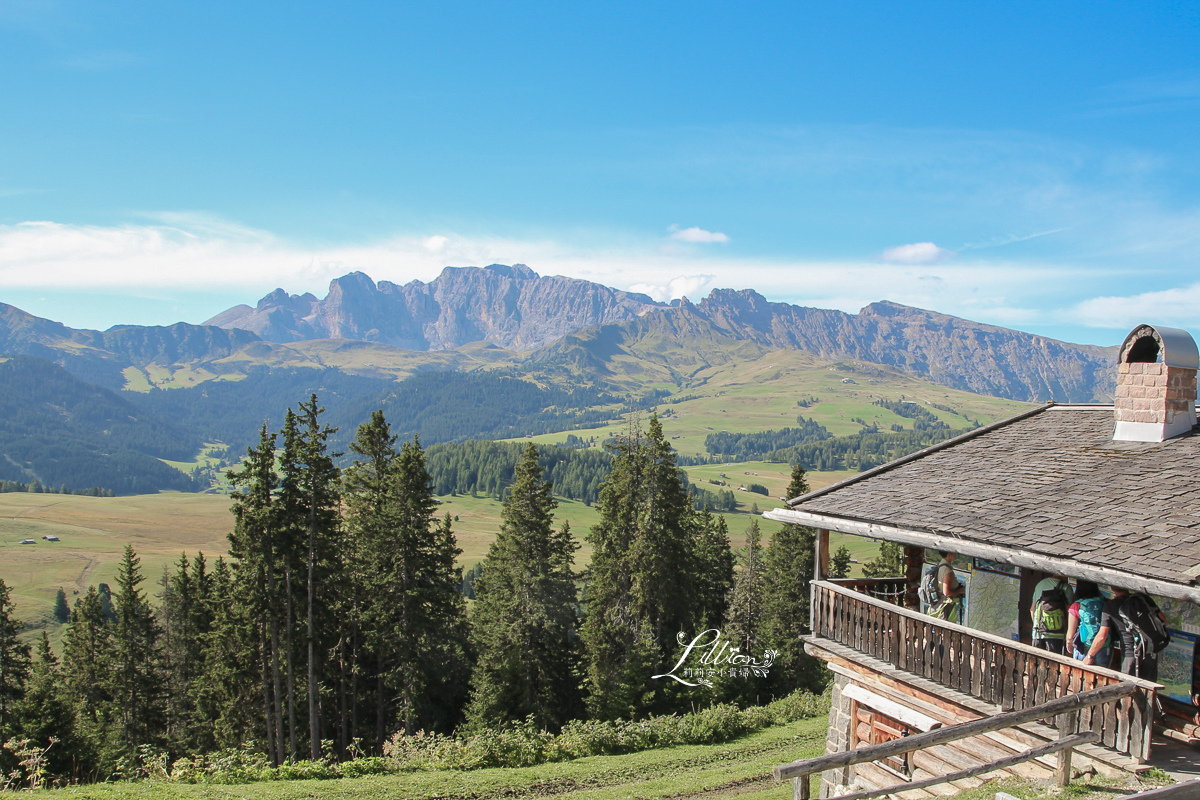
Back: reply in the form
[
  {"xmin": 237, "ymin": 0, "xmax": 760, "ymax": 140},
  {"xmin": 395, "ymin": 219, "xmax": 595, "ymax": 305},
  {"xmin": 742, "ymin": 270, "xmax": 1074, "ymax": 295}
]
[
  {"xmin": 205, "ymin": 264, "xmax": 665, "ymax": 352},
  {"xmin": 0, "ymin": 264, "xmax": 1118, "ymax": 403},
  {"xmin": 205, "ymin": 265, "xmax": 1117, "ymax": 402}
]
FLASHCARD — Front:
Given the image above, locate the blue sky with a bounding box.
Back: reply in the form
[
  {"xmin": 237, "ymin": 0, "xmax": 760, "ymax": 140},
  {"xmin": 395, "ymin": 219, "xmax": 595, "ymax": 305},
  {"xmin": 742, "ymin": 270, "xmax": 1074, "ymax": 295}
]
[{"xmin": 1, "ymin": 2, "xmax": 1198, "ymax": 345}]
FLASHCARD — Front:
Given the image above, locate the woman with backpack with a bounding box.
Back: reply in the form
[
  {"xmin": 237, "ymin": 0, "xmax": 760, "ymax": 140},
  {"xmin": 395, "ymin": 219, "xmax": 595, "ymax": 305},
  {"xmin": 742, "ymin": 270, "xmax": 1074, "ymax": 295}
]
[{"xmin": 1065, "ymin": 581, "xmax": 1111, "ymax": 667}]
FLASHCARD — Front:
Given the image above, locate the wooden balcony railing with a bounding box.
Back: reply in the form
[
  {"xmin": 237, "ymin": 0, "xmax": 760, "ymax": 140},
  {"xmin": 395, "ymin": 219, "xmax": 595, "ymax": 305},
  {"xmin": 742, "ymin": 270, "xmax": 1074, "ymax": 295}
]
[
  {"xmin": 829, "ymin": 576, "xmax": 908, "ymax": 605},
  {"xmin": 811, "ymin": 580, "xmax": 1163, "ymax": 762}
]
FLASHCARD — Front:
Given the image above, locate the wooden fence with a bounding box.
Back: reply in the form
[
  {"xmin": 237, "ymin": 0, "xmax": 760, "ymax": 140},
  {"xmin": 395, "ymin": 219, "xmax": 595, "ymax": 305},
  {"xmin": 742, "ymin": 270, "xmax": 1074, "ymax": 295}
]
[
  {"xmin": 811, "ymin": 580, "xmax": 1162, "ymax": 761},
  {"xmin": 773, "ymin": 682, "xmax": 1137, "ymax": 800}
]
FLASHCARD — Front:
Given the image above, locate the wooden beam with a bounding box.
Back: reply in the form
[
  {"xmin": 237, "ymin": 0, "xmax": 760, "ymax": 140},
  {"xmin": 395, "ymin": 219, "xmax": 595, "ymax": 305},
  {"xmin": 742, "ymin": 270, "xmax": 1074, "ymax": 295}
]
[
  {"xmin": 1057, "ymin": 709, "xmax": 1079, "ymax": 788},
  {"xmin": 816, "ymin": 529, "xmax": 830, "ymax": 580},
  {"xmin": 820, "ymin": 732, "xmax": 1099, "ymax": 800},
  {"xmin": 842, "ymin": 683, "xmax": 942, "ymax": 732},
  {"xmin": 773, "ymin": 681, "xmax": 1138, "ymax": 780},
  {"xmin": 1115, "ymin": 779, "xmax": 1200, "ymax": 799},
  {"xmin": 762, "ymin": 508, "xmax": 1200, "ymax": 604}
]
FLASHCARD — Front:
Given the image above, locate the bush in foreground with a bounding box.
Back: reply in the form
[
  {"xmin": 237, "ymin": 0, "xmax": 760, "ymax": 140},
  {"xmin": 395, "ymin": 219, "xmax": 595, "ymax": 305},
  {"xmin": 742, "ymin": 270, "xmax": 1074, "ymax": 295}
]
[{"xmin": 154, "ymin": 690, "xmax": 826, "ymax": 785}]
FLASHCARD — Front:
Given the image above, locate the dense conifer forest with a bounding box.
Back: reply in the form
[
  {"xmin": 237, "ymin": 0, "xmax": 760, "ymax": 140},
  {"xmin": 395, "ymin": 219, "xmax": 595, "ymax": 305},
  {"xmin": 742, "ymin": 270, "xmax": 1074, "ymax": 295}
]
[{"xmin": 0, "ymin": 399, "xmax": 828, "ymax": 787}]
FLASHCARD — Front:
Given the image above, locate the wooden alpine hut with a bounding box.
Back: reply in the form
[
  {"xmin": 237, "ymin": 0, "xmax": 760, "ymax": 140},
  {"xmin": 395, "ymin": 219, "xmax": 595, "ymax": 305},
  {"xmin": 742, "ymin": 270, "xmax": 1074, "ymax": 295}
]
[{"xmin": 765, "ymin": 323, "xmax": 1200, "ymax": 798}]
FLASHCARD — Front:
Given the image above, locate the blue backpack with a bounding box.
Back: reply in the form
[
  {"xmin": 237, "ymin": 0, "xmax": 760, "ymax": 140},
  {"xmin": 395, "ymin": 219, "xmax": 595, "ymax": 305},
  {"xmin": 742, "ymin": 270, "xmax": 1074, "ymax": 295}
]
[{"xmin": 1077, "ymin": 597, "xmax": 1105, "ymax": 647}]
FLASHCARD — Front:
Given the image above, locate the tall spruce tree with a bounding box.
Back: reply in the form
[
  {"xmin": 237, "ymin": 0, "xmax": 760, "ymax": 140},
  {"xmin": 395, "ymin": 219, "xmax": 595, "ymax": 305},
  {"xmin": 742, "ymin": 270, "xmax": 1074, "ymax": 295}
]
[
  {"xmin": 295, "ymin": 394, "xmax": 341, "ymax": 760},
  {"xmin": 17, "ymin": 633, "xmax": 75, "ymax": 780},
  {"xmin": 760, "ymin": 464, "xmax": 825, "ymax": 696},
  {"xmin": 193, "ymin": 556, "xmax": 258, "ymax": 750},
  {"xmin": 582, "ymin": 415, "xmax": 699, "ymax": 719},
  {"xmin": 227, "ymin": 423, "xmax": 285, "ymax": 764},
  {"xmin": 112, "ymin": 545, "xmax": 163, "ymax": 756},
  {"xmin": 62, "ymin": 586, "xmax": 118, "ymax": 779},
  {"xmin": 466, "ymin": 443, "xmax": 579, "ymax": 731},
  {"xmin": 343, "ymin": 410, "xmax": 400, "ymax": 747},
  {"xmin": 345, "ymin": 421, "xmax": 469, "ymax": 739},
  {"xmin": 725, "ymin": 518, "xmax": 767, "ymax": 656},
  {"xmin": 693, "ymin": 508, "xmax": 734, "ymax": 629},
  {"xmin": 719, "ymin": 518, "xmax": 768, "ymax": 704},
  {"xmin": 0, "ymin": 578, "xmax": 31, "ymax": 744}
]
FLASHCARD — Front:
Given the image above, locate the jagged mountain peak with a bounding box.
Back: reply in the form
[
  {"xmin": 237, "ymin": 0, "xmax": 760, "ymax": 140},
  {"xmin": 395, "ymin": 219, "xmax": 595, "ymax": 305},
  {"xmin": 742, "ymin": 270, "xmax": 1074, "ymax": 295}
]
[{"xmin": 206, "ymin": 264, "xmax": 664, "ymax": 351}]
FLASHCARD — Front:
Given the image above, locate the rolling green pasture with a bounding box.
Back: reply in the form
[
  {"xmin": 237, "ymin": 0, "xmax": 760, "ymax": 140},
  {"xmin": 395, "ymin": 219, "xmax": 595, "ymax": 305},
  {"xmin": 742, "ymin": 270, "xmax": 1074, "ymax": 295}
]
[
  {"xmin": 506, "ymin": 350, "xmax": 1031, "ymax": 457},
  {"xmin": 0, "ymin": 492, "xmax": 233, "ymax": 646}
]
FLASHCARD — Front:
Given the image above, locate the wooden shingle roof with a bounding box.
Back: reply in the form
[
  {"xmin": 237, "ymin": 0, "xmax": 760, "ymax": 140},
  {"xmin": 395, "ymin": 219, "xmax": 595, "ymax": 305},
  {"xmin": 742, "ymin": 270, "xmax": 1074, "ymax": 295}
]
[{"xmin": 767, "ymin": 404, "xmax": 1200, "ymax": 597}]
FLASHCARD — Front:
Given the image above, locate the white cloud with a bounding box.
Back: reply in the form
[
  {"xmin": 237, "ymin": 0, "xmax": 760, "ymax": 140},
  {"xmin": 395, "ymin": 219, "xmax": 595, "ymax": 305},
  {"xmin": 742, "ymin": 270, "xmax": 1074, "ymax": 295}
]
[
  {"xmin": 0, "ymin": 215, "xmax": 1148, "ymax": 345},
  {"xmin": 669, "ymin": 226, "xmax": 730, "ymax": 244},
  {"xmin": 1069, "ymin": 283, "xmax": 1200, "ymax": 331},
  {"xmin": 628, "ymin": 274, "xmax": 715, "ymax": 303},
  {"xmin": 880, "ymin": 242, "xmax": 954, "ymax": 264}
]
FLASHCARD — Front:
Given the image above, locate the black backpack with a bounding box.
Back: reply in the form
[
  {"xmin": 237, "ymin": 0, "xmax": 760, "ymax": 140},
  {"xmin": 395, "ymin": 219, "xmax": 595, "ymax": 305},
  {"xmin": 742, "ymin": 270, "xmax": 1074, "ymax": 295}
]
[
  {"xmin": 1119, "ymin": 593, "xmax": 1171, "ymax": 656},
  {"xmin": 1034, "ymin": 581, "xmax": 1068, "ymax": 637},
  {"xmin": 918, "ymin": 566, "xmax": 942, "ymax": 609}
]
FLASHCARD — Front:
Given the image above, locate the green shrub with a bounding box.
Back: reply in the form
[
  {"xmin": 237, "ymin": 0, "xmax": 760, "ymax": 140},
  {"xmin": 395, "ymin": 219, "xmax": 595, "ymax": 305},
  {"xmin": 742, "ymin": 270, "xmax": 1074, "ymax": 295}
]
[{"xmin": 383, "ymin": 689, "xmax": 828, "ymax": 772}]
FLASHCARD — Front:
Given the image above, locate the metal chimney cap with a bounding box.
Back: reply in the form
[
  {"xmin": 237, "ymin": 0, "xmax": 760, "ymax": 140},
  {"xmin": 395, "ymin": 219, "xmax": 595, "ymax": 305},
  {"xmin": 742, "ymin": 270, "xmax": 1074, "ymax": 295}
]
[{"xmin": 1121, "ymin": 324, "xmax": 1199, "ymax": 370}]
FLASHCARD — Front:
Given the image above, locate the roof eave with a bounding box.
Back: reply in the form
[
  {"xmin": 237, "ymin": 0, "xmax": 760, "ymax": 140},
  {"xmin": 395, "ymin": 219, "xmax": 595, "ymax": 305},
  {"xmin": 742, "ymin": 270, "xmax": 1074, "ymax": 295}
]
[{"xmin": 764, "ymin": 506, "xmax": 1200, "ymax": 604}]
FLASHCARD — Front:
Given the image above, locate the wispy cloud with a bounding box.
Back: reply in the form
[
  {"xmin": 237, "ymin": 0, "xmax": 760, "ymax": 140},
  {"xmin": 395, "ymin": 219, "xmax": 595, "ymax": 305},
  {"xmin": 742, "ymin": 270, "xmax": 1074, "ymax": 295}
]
[
  {"xmin": 1069, "ymin": 283, "xmax": 1200, "ymax": 331},
  {"xmin": 881, "ymin": 242, "xmax": 953, "ymax": 264},
  {"xmin": 0, "ymin": 215, "xmax": 1175, "ymax": 346},
  {"xmin": 669, "ymin": 226, "xmax": 729, "ymax": 243},
  {"xmin": 960, "ymin": 228, "xmax": 1068, "ymax": 251},
  {"xmin": 1088, "ymin": 73, "xmax": 1200, "ymax": 117}
]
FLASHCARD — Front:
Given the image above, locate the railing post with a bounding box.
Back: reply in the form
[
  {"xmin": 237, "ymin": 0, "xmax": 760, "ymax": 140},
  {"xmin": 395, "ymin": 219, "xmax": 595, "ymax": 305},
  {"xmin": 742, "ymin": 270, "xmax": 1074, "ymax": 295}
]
[
  {"xmin": 1057, "ymin": 708, "xmax": 1079, "ymax": 787},
  {"xmin": 793, "ymin": 775, "xmax": 810, "ymax": 799}
]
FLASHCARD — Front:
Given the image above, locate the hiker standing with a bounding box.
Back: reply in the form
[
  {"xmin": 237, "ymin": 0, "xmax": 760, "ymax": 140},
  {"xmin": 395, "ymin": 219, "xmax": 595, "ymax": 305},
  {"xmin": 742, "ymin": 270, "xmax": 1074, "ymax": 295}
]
[
  {"xmin": 1065, "ymin": 580, "xmax": 1110, "ymax": 666},
  {"xmin": 1108, "ymin": 587, "xmax": 1171, "ymax": 681},
  {"xmin": 1030, "ymin": 573, "xmax": 1073, "ymax": 654},
  {"xmin": 930, "ymin": 551, "xmax": 965, "ymax": 624}
]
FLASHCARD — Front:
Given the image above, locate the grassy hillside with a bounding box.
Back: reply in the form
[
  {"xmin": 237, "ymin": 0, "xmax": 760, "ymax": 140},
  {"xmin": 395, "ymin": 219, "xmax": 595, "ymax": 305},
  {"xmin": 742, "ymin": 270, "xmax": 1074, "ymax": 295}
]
[
  {"xmin": 40, "ymin": 716, "xmax": 828, "ymax": 800},
  {"xmin": 509, "ymin": 350, "xmax": 1032, "ymax": 458}
]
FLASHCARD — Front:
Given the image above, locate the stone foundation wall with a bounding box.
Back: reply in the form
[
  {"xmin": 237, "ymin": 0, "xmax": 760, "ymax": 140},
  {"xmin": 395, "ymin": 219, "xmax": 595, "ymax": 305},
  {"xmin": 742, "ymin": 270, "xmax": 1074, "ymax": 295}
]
[{"xmin": 820, "ymin": 672, "xmax": 853, "ymax": 799}]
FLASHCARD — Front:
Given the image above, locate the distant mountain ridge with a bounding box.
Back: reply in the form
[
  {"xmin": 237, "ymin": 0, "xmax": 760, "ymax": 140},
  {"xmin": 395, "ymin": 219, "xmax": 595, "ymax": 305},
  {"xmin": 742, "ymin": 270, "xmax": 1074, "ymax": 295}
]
[
  {"xmin": 0, "ymin": 264, "xmax": 1118, "ymax": 402},
  {"xmin": 205, "ymin": 264, "xmax": 665, "ymax": 352}
]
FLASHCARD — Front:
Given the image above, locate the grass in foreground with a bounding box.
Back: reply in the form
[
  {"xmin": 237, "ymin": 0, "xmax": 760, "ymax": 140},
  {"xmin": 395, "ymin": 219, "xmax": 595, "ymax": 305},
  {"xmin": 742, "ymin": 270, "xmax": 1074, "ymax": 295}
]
[{"xmin": 44, "ymin": 717, "xmax": 828, "ymax": 800}]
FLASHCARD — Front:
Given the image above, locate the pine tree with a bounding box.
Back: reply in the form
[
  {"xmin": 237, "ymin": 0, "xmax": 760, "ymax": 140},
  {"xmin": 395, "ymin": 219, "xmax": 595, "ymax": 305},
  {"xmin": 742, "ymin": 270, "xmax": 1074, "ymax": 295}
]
[
  {"xmin": 227, "ymin": 423, "xmax": 285, "ymax": 764},
  {"xmin": 830, "ymin": 545, "xmax": 853, "ymax": 579},
  {"xmin": 61, "ymin": 586, "xmax": 117, "ymax": 779},
  {"xmin": 343, "ymin": 410, "xmax": 399, "ymax": 747},
  {"xmin": 0, "ymin": 578, "xmax": 31, "ymax": 743},
  {"xmin": 693, "ymin": 509, "xmax": 734, "ymax": 629},
  {"xmin": 466, "ymin": 443, "xmax": 579, "ymax": 731},
  {"xmin": 725, "ymin": 518, "xmax": 767, "ymax": 655},
  {"xmin": 346, "ymin": 422, "xmax": 469, "ymax": 739},
  {"xmin": 193, "ymin": 556, "xmax": 258, "ymax": 750},
  {"xmin": 112, "ymin": 545, "xmax": 162, "ymax": 756},
  {"xmin": 861, "ymin": 540, "xmax": 904, "ymax": 577},
  {"xmin": 54, "ymin": 588, "xmax": 70, "ymax": 624},
  {"xmin": 720, "ymin": 517, "xmax": 768, "ymax": 704},
  {"xmin": 582, "ymin": 415, "xmax": 699, "ymax": 719},
  {"xmin": 17, "ymin": 633, "xmax": 74, "ymax": 779},
  {"xmin": 295, "ymin": 394, "xmax": 341, "ymax": 760},
  {"xmin": 760, "ymin": 464, "xmax": 825, "ymax": 696}
]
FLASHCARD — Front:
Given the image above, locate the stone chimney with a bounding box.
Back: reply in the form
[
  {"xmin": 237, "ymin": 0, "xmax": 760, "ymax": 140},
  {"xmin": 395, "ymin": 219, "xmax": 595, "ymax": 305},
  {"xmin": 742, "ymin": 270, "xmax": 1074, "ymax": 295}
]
[{"xmin": 1113, "ymin": 324, "xmax": 1199, "ymax": 442}]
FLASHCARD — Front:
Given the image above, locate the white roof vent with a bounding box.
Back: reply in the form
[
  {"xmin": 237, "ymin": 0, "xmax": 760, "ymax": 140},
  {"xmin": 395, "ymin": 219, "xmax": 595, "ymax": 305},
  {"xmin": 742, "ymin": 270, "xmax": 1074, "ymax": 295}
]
[{"xmin": 1113, "ymin": 324, "xmax": 1199, "ymax": 443}]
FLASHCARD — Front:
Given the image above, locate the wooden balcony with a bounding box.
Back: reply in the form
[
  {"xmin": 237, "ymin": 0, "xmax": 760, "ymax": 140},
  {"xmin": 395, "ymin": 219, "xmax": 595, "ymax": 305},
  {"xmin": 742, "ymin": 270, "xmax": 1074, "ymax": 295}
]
[{"xmin": 811, "ymin": 580, "xmax": 1164, "ymax": 763}]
